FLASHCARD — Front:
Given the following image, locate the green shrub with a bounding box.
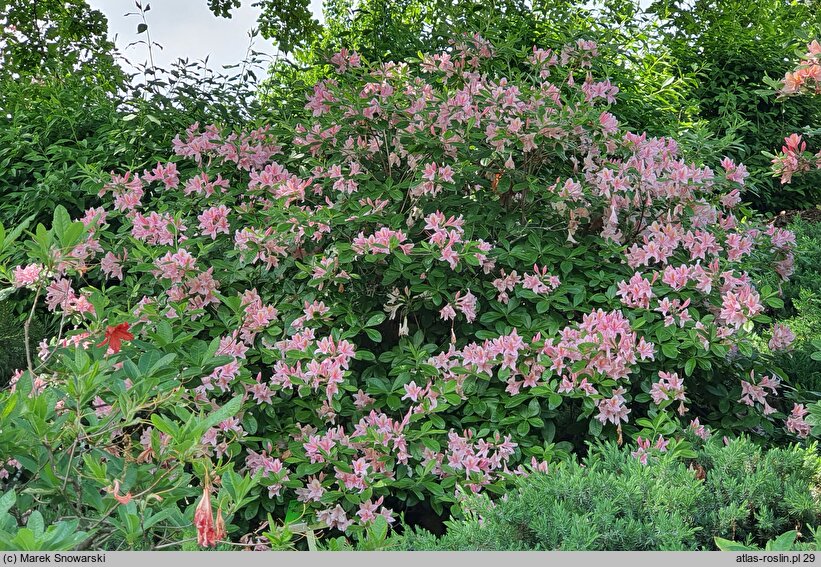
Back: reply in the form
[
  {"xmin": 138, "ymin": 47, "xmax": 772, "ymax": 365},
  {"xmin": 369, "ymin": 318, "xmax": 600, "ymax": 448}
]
[
  {"xmin": 695, "ymin": 438, "xmax": 821, "ymax": 544},
  {"xmin": 398, "ymin": 437, "xmax": 821, "ymax": 551}
]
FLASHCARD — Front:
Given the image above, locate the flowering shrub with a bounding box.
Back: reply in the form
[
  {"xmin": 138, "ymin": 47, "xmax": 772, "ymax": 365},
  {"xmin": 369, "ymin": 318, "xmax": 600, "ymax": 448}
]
[
  {"xmin": 0, "ymin": 35, "xmax": 804, "ymax": 546},
  {"xmin": 770, "ymin": 40, "xmax": 821, "ymax": 184}
]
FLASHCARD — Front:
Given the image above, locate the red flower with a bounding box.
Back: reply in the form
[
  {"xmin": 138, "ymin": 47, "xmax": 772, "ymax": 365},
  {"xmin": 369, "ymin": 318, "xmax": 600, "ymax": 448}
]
[
  {"xmin": 194, "ymin": 475, "xmax": 226, "ymax": 548},
  {"xmin": 105, "ymin": 479, "xmax": 133, "ymax": 505},
  {"xmin": 97, "ymin": 322, "xmax": 134, "ymax": 354}
]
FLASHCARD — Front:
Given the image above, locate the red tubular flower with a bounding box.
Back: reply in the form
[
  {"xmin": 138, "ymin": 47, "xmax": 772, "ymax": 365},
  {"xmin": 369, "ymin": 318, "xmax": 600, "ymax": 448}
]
[
  {"xmin": 194, "ymin": 474, "xmax": 225, "ymax": 548},
  {"xmin": 97, "ymin": 322, "xmax": 134, "ymax": 354},
  {"xmin": 194, "ymin": 484, "xmax": 216, "ymax": 547}
]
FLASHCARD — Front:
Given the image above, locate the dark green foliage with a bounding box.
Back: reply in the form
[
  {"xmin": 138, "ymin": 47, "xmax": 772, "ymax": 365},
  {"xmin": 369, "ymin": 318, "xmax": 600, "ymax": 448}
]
[
  {"xmin": 0, "ymin": 0, "xmax": 121, "ymax": 81},
  {"xmin": 0, "ymin": 301, "xmax": 44, "ymax": 387},
  {"xmin": 784, "ymin": 216, "xmax": 821, "ymax": 310},
  {"xmin": 398, "ymin": 438, "xmax": 821, "ymax": 551},
  {"xmin": 696, "ymin": 438, "xmax": 821, "ymax": 544},
  {"xmin": 0, "ymin": 2, "xmax": 268, "ymax": 229},
  {"xmin": 648, "ymin": 0, "xmax": 821, "ymax": 210},
  {"xmin": 768, "ymin": 217, "xmax": 821, "ymax": 402}
]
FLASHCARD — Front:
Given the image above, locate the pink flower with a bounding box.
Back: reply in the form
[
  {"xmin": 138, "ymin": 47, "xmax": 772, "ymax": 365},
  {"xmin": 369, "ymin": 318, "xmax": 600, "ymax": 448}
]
[
  {"xmin": 142, "ymin": 162, "xmax": 179, "ymax": 189},
  {"xmin": 786, "ymin": 404, "xmax": 810, "ymax": 438},
  {"xmin": 198, "ymin": 205, "xmax": 231, "ymax": 239},
  {"xmin": 596, "ymin": 387, "xmax": 630, "ymax": 425},
  {"xmin": 454, "ymin": 290, "xmax": 478, "ymax": 323},
  {"xmin": 440, "ymin": 304, "xmax": 457, "ymax": 321},
  {"xmin": 45, "ymin": 278, "xmax": 77, "ymax": 312},
  {"xmin": 296, "ymin": 477, "xmax": 326, "ymax": 502},
  {"xmin": 13, "ymin": 264, "xmax": 42, "ymax": 288},
  {"xmin": 690, "ymin": 418, "xmax": 710, "ymax": 440},
  {"xmin": 402, "ymin": 381, "xmax": 424, "ymax": 402},
  {"xmin": 616, "ymin": 272, "xmax": 653, "ymax": 308},
  {"xmin": 101, "ymin": 251, "xmax": 125, "ymax": 280},
  {"xmin": 769, "ymin": 323, "xmax": 795, "ymax": 352},
  {"xmin": 317, "ymin": 505, "xmax": 354, "ymax": 532},
  {"xmin": 650, "ymin": 371, "xmax": 686, "ymax": 405}
]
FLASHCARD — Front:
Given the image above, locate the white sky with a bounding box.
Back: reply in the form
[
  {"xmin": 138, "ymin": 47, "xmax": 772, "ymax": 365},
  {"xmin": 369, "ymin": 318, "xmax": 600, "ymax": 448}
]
[{"xmin": 88, "ymin": 0, "xmax": 324, "ymax": 75}]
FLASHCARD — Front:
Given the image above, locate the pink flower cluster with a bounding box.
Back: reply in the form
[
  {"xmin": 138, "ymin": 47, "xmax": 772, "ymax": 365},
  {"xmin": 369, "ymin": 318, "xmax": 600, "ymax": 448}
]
[
  {"xmin": 617, "ymin": 272, "xmax": 654, "ymax": 309},
  {"xmin": 769, "ymin": 323, "xmax": 796, "ymax": 352},
  {"xmin": 352, "ymin": 227, "xmax": 414, "ymax": 255},
  {"xmin": 773, "ymin": 40, "xmax": 821, "ymax": 181},
  {"xmin": 13, "ymin": 264, "xmax": 43, "ymax": 288},
  {"xmin": 738, "ymin": 373, "xmax": 781, "ymax": 416},
  {"xmin": 45, "ymin": 277, "xmax": 94, "ymax": 316},
  {"xmin": 131, "ymin": 211, "xmax": 186, "ymax": 246},
  {"xmin": 650, "ymin": 371, "xmax": 686, "ymax": 408},
  {"xmin": 786, "ymin": 404, "xmax": 811, "ymax": 438},
  {"xmin": 631, "ymin": 435, "xmax": 668, "ymax": 465}
]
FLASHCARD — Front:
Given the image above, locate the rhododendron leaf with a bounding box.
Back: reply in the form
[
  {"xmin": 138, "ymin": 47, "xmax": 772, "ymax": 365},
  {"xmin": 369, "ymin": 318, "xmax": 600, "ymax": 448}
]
[
  {"xmin": 661, "ymin": 343, "xmax": 678, "ymax": 359},
  {"xmin": 365, "ymin": 313, "xmax": 385, "ymax": 327},
  {"xmin": 295, "ymin": 463, "xmax": 325, "ymax": 477},
  {"xmin": 354, "ymin": 349, "xmax": 375, "ymax": 361},
  {"xmin": 51, "ymin": 205, "xmax": 70, "ymax": 242},
  {"xmin": 0, "ymin": 489, "xmax": 15, "ymax": 517},
  {"xmin": 199, "ymin": 395, "xmax": 242, "ymax": 432},
  {"xmin": 241, "ymin": 413, "xmax": 258, "ymax": 435},
  {"xmin": 150, "ymin": 414, "xmax": 179, "ymax": 438},
  {"xmin": 765, "ymin": 297, "xmax": 784, "ymax": 309},
  {"xmin": 714, "ymin": 537, "xmax": 755, "ymax": 551},
  {"xmin": 122, "ymin": 359, "xmax": 140, "ymax": 382},
  {"xmin": 684, "ymin": 358, "xmax": 696, "ymax": 376},
  {"xmin": 589, "ymin": 419, "xmax": 603, "ymax": 437}
]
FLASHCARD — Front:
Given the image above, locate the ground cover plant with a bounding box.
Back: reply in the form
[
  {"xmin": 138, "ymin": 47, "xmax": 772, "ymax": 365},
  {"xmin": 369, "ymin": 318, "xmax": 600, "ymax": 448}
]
[
  {"xmin": 1, "ymin": 28, "xmax": 818, "ymax": 551},
  {"xmin": 396, "ymin": 437, "xmax": 821, "ymax": 551}
]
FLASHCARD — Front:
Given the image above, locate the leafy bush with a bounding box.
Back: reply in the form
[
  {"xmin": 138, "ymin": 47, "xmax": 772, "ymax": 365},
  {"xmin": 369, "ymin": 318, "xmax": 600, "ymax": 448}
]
[
  {"xmin": 767, "ymin": 40, "xmax": 821, "ymax": 205},
  {"xmin": 781, "ymin": 216, "xmax": 821, "ymax": 312},
  {"xmin": 651, "ymin": 1, "xmax": 821, "ymax": 211},
  {"xmin": 397, "ymin": 437, "xmax": 821, "ymax": 550},
  {"xmin": 756, "ymin": 216, "xmax": 821, "ymax": 409},
  {"xmin": 0, "ymin": 34, "xmax": 806, "ymax": 548},
  {"xmin": 0, "ymin": 490, "xmax": 88, "ymax": 551},
  {"xmin": 0, "ymin": 57, "xmax": 266, "ymax": 230}
]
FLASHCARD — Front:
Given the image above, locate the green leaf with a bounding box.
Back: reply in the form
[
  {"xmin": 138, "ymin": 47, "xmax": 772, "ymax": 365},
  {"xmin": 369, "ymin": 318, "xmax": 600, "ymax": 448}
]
[
  {"xmin": 766, "ymin": 531, "xmax": 797, "ymax": 552},
  {"xmin": 714, "ymin": 537, "xmax": 755, "ymax": 551},
  {"xmin": 0, "ymin": 490, "xmax": 16, "ymax": 517},
  {"xmin": 52, "ymin": 205, "xmax": 71, "ymax": 242},
  {"xmin": 365, "ymin": 313, "xmax": 386, "ymax": 327},
  {"xmin": 26, "ymin": 511, "xmax": 44, "ymax": 539},
  {"xmin": 588, "ymin": 419, "xmax": 602, "ymax": 437},
  {"xmin": 199, "ymin": 396, "xmax": 242, "ymax": 432},
  {"xmin": 661, "ymin": 343, "xmax": 678, "ymax": 359},
  {"xmin": 370, "ymin": 515, "xmax": 388, "ymax": 542}
]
